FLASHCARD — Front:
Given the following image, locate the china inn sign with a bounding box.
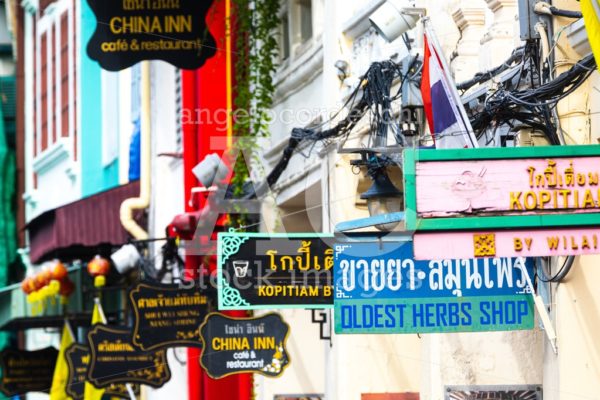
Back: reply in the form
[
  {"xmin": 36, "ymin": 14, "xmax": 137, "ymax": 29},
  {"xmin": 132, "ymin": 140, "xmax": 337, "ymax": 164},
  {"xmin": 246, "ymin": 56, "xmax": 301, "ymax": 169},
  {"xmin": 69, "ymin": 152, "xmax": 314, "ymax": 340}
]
[{"xmin": 403, "ymin": 145, "xmax": 600, "ymax": 259}]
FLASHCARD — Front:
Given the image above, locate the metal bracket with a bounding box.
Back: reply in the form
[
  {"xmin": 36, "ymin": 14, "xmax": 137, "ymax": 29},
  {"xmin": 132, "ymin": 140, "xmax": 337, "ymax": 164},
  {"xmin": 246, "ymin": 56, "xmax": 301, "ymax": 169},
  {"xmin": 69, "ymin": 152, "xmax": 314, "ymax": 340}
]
[
  {"xmin": 335, "ymin": 212, "xmax": 405, "ymax": 232},
  {"xmin": 311, "ymin": 309, "xmax": 332, "ymax": 344},
  {"xmin": 522, "ymin": 264, "xmax": 558, "ymax": 354}
]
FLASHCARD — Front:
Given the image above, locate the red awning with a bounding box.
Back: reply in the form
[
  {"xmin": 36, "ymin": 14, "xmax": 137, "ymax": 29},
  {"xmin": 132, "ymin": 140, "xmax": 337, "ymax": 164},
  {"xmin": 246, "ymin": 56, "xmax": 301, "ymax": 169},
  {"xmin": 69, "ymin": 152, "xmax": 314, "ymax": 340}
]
[{"xmin": 27, "ymin": 181, "xmax": 145, "ymax": 264}]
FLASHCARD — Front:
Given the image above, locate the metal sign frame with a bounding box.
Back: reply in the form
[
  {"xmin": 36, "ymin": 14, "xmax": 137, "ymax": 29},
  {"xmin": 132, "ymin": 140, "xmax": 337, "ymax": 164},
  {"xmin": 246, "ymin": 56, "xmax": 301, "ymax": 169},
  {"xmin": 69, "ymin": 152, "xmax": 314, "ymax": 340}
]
[
  {"xmin": 333, "ymin": 234, "xmax": 535, "ymax": 334},
  {"xmin": 128, "ymin": 282, "xmax": 209, "ymax": 351},
  {"xmin": 217, "ymin": 232, "xmax": 334, "ymax": 310},
  {"xmin": 199, "ymin": 312, "xmax": 291, "ymax": 379}
]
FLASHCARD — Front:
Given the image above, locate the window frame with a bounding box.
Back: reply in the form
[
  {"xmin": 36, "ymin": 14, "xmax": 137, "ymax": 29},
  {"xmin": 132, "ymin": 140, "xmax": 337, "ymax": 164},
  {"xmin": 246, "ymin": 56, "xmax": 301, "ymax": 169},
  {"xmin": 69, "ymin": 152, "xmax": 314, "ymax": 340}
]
[{"xmin": 33, "ymin": 0, "xmax": 75, "ymax": 162}]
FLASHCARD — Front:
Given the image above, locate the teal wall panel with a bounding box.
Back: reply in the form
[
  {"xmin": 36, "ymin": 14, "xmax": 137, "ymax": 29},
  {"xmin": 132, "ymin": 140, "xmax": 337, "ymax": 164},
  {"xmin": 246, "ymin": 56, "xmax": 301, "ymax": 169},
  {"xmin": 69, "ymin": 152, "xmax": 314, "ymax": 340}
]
[{"xmin": 80, "ymin": 0, "xmax": 119, "ymax": 197}]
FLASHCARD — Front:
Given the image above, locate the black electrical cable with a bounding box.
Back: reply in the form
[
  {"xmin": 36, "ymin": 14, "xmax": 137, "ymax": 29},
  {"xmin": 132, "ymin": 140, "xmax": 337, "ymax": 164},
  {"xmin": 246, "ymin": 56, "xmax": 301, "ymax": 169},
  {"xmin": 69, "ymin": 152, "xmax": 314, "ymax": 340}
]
[
  {"xmin": 457, "ymin": 46, "xmax": 525, "ymax": 91},
  {"xmin": 538, "ymin": 256, "xmax": 575, "ymax": 282},
  {"xmin": 402, "ymin": 33, "xmax": 412, "ymax": 51},
  {"xmin": 248, "ymin": 45, "xmax": 596, "ymax": 199},
  {"xmin": 549, "ymin": 6, "xmax": 583, "ymax": 18},
  {"xmin": 466, "ymin": 52, "xmax": 595, "ymax": 142},
  {"xmin": 244, "ymin": 60, "xmax": 405, "ymax": 199}
]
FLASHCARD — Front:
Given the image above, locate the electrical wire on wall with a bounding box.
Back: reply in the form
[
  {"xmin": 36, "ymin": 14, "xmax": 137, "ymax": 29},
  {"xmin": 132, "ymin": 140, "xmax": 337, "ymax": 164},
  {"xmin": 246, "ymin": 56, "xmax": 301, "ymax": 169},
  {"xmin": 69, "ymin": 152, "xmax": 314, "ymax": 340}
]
[
  {"xmin": 537, "ymin": 256, "xmax": 575, "ymax": 283},
  {"xmin": 245, "ymin": 60, "xmax": 408, "ymax": 199},
  {"xmin": 463, "ymin": 45, "xmax": 595, "ymax": 145},
  {"xmin": 244, "ymin": 7, "xmax": 595, "ymax": 199}
]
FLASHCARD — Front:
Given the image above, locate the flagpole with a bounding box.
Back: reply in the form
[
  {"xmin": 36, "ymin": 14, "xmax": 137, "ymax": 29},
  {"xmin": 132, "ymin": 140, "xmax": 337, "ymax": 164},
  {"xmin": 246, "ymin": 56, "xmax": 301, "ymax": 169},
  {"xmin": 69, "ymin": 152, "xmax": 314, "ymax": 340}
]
[
  {"xmin": 65, "ymin": 318, "xmax": 75, "ymax": 342},
  {"xmin": 422, "ymin": 17, "xmax": 479, "ymax": 148}
]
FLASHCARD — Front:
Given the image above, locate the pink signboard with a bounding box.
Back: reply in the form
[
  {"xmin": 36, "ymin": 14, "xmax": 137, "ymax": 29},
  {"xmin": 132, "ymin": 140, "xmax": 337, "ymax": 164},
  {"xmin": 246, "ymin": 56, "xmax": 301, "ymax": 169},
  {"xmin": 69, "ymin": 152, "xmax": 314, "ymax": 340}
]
[
  {"xmin": 413, "ymin": 227, "xmax": 600, "ymax": 260},
  {"xmin": 416, "ymin": 156, "xmax": 600, "ymax": 218}
]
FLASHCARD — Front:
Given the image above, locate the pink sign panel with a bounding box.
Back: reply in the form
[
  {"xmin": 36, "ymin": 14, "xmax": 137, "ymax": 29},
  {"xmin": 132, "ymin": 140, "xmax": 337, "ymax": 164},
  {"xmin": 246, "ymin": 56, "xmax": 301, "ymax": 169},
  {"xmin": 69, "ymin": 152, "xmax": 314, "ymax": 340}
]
[
  {"xmin": 416, "ymin": 156, "xmax": 600, "ymax": 218},
  {"xmin": 413, "ymin": 228, "xmax": 600, "ymax": 260}
]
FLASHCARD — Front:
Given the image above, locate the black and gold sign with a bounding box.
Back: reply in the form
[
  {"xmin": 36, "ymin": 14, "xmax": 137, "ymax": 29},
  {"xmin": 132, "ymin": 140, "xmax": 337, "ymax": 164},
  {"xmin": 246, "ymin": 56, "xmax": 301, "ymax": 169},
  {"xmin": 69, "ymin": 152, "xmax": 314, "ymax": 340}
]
[
  {"xmin": 86, "ymin": 0, "xmax": 216, "ymax": 71},
  {"xmin": 65, "ymin": 344, "xmax": 141, "ymax": 400},
  {"xmin": 129, "ymin": 282, "xmax": 209, "ymax": 351},
  {"xmin": 0, "ymin": 347, "xmax": 58, "ymax": 396},
  {"xmin": 199, "ymin": 313, "xmax": 290, "ymax": 379},
  {"xmin": 217, "ymin": 233, "xmax": 334, "ymax": 310},
  {"xmin": 87, "ymin": 326, "xmax": 171, "ymax": 388}
]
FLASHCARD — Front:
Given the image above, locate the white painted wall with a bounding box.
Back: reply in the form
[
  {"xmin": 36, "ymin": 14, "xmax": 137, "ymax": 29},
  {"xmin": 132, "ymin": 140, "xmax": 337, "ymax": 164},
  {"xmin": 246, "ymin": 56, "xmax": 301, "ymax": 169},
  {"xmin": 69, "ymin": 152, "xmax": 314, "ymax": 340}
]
[
  {"xmin": 25, "ymin": 328, "xmax": 60, "ymax": 400},
  {"xmin": 258, "ymin": 1, "xmax": 562, "ymax": 399},
  {"xmin": 255, "ymin": 309, "xmax": 326, "ymax": 400},
  {"xmin": 145, "ymin": 60, "xmax": 186, "ymax": 400}
]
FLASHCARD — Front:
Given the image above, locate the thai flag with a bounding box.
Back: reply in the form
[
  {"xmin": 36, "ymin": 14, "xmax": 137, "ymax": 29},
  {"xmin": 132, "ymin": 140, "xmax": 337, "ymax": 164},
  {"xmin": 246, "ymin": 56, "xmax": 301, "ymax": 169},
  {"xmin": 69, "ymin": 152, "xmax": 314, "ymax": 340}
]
[{"xmin": 420, "ymin": 28, "xmax": 479, "ymax": 149}]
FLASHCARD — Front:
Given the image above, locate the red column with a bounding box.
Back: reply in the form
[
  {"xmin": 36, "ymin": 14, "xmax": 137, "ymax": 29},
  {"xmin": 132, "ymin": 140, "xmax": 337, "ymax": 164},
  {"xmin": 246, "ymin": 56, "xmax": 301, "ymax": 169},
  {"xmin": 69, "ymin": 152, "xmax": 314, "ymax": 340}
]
[
  {"xmin": 182, "ymin": 1, "xmax": 252, "ymax": 399},
  {"xmin": 182, "ymin": 67, "xmax": 203, "ymax": 400}
]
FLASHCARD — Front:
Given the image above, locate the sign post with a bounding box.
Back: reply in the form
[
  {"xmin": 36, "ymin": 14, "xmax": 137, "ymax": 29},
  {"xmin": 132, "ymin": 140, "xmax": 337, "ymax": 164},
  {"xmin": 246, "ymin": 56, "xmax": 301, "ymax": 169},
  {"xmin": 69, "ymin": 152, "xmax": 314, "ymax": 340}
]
[
  {"xmin": 0, "ymin": 347, "xmax": 58, "ymax": 397},
  {"xmin": 334, "ymin": 237, "xmax": 535, "ymax": 334},
  {"xmin": 129, "ymin": 282, "xmax": 209, "ymax": 351},
  {"xmin": 65, "ymin": 344, "xmax": 140, "ymax": 400},
  {"xmin": 86, "ymin": 0, "xmax": 216, "ymax": 71},
  {"xmin": 87, "ymin": 325, "xmax": 171, "ymax": 388},
  {"xmin": 199, "ymin": 313, "xmax": 290, "ymax": 379},
  {"xmin": 404, "ymin": 145, "xmax": 600, "ymax": 259},
  {"xmin": 217, "ymin": 233, "xmax": 334, "ymax": 310}
]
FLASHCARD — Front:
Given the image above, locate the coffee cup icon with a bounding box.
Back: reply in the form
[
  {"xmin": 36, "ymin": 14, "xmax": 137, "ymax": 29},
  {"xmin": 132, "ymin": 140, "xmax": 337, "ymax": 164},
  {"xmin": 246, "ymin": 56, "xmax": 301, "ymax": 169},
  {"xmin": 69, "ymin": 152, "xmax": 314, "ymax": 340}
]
[{"xmin": 233, "ymin": 261, "xmax": 249, "ymax": 278}]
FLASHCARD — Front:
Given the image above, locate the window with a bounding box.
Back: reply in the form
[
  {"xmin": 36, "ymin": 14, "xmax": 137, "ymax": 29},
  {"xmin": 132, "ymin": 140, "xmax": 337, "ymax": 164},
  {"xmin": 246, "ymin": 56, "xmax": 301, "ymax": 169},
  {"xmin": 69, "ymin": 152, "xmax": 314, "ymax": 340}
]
[
  {"xmin": 33, "ymin": 0, "xmax": 76, "ymax": 158},
  {"xmin": 277, "ymin": 0, "xmax": 318, "ymax": 62},
  {"xmin": 279, "ymin": 13, "xmax": 290, "ymax": 61},
  {"xmin": 297, "ymin": 0, "xmax": 312, "ymax": 44},
  {"xmin": 101, "ymin": 70, "xmax": 119, "ymax": 167}
]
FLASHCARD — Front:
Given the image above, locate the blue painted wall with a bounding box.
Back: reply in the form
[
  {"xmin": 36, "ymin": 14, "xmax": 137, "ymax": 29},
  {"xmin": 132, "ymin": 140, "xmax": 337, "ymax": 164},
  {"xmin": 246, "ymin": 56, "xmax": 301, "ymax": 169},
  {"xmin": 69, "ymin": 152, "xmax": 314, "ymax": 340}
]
[{"xmin": 79, "ymin": 0, "xmax": 119, "ymax": 197}]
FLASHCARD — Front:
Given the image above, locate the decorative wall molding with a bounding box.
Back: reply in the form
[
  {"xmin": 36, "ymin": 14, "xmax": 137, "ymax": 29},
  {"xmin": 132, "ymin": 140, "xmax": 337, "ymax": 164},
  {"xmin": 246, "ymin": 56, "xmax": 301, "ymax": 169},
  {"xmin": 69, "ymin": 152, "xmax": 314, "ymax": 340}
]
[
  {"xmin": 20, "ymin": 0, "xmax": 38, "ymax": 14},
  {"xmin": 480, "ymin": 0, "xmax": 519, "ymax": 69},
  {"xmin": 451, "ymin": 1, "xmax": 486, "ymax": 82},
  {"xmin": 484, "ymin": 0, "xmax": 517, "ymax": 13},
  {"xmin": 32, "ymin": 138, "xmax": 71, "ymax": 175},
  {"xmin": 22, "ymin": 190, "xmax": 38, "ymax": 208},
  {"xmin": 273, "ymin": 41, "xmax": 324, "ymax": 105}
]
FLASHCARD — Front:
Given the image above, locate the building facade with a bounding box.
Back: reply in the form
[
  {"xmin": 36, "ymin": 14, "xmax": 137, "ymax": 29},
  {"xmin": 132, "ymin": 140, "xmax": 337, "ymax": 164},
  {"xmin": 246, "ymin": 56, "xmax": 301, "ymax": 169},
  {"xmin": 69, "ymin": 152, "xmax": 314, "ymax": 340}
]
[
  {"xmin": 256, "ymin": 0, "xmax": 600, "ymax": 399},
  {"xmin": 0, "ymin": 0, "xmax": 599, "ymax": 399}
]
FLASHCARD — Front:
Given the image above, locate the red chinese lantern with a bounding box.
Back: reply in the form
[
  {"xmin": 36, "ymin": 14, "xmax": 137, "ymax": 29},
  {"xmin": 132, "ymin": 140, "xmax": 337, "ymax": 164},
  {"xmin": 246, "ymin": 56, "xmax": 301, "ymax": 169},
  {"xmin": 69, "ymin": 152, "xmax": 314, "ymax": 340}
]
[
  {"xmin": 35, "ymin": 269, "xmax": 52, "ymax": 288},
  {"xmin": 51, "ymin": 261, "xmax": 68, "ymax": 282},
  {"xmin": 21, "ymin": 277, "xmax": 34, "ymax": 295},
  {"xmin": 87, "ymin": 256, "xmax": 111, "ymax": 277},
  {"xmin": 59, "ymin": 278, "xmax": 75, "ymax": 297}
]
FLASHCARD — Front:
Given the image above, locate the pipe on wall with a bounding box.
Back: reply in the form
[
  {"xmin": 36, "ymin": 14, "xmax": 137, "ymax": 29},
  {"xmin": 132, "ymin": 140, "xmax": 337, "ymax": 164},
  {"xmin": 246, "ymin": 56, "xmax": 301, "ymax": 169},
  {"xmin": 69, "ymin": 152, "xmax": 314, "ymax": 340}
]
[{"xmin": 120, "ymin": 61, "xmax": 151, "ymax": 240}]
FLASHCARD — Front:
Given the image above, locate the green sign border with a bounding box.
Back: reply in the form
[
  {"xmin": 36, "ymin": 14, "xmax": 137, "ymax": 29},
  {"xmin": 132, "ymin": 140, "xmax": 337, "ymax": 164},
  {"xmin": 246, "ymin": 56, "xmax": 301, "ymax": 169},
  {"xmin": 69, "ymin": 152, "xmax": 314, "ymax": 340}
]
[
  {"xmin": 403, "ymin": 145, "xmax": 600, "ymax": 231},
  {"xmin": 217, "ymin": 232, "xmax": 335, "ymax": 310}
]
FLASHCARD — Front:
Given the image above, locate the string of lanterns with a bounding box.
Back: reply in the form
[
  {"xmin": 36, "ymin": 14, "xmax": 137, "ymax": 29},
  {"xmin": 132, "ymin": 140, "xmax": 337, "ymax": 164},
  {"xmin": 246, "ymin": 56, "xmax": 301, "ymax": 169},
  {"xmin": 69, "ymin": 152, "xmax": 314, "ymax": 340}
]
[
  {"xmin": 19, "ymin": 255, "xmax": 112, "ymax": 314},
  {"xmin": 21, "ymin": 261, "xmax": 74, "ymax": 314}
]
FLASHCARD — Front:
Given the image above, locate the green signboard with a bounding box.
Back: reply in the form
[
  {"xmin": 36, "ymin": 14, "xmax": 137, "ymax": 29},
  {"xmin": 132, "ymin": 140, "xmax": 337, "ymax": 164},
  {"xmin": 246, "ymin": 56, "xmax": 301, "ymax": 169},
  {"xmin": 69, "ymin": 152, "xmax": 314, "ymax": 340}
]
[
  {"xmin": 334, "ymin": 238, "xmax": 535, "ymax": 334},
  {"xmin": 403, "ymin": 145, "xmax": 600, "ymax": 232},
  {"xmin": 217, "ymin": 233, "xmax": 334, "ymax": 310}
]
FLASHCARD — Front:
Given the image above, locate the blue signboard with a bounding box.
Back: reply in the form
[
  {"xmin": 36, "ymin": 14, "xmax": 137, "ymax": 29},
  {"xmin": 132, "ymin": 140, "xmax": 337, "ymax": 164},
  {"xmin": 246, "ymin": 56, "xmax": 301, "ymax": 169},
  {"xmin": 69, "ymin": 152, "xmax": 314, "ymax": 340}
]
[{"xmin": 334, "ymin": 240, "xmax": 534, "ymax": 334}]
